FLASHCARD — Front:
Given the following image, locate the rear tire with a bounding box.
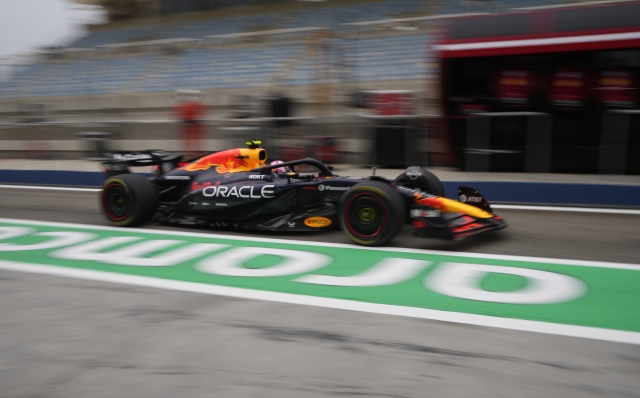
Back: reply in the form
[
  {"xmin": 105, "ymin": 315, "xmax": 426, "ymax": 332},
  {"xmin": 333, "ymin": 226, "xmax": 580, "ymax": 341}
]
[
  {"xmin": 339, "ymin": 181, "xmax": 405, "ymax": 246},
  {"xmin": 393, "ymin": 166, "xmax": 445, "ymax": 196},
  {"xmin": 101, "ymin": 173, "xmax": 157, "ymax": 227}
]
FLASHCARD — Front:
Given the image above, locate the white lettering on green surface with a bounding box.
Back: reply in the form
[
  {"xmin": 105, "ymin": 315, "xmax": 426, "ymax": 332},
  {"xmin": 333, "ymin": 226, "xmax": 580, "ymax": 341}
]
[
  {"xmin": 52, "ymin": 237, "xmax": 228, "ymax": 267},
  {"xmin": 0, "ymin": 227, "xmax": 95, "ymax": 251},
  {"xmin": 426, "ymin": 262, "xmax": 587, "ymax": 304},
  {"xmin": 196, "ymin": 247, "xmax": 331, "ymax": 277},
  {"xmin": 296, "ymin": 258, "xmax": 433, "ymax": 287},
  {"xmin": 0, "ymin": 226, "xmax": 589, "ymax": 305}
]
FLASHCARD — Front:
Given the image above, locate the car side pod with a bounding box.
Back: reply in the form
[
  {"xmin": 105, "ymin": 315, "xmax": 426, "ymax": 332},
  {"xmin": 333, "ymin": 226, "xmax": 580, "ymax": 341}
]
[{"xmin": 410, "ymin": 186, "xmax": 507, "ymax": 240}]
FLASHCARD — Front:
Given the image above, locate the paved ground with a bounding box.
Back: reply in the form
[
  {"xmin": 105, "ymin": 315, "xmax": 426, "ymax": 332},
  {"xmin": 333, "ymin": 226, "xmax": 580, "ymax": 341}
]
[
  {"xmin": 3, "ymin": 270, "xmax": 640, "ymax": 398},
  {"xmin": 1, "ymin": 188, "xmax": 639, "ymax": 263},
  {"xmin": 1, "ymin": 187, "xmax": 640, "ymax": 397}
]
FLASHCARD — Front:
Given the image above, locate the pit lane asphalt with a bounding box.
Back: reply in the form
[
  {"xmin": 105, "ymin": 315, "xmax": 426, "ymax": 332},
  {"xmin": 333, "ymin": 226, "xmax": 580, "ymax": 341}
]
[
  {"xmin": 1, "ymin": 187, "xmax": 640, "ymax": 398},
  {"xmin": 2, "ymin": 187, "xmax": 639, "ymax": 263}
]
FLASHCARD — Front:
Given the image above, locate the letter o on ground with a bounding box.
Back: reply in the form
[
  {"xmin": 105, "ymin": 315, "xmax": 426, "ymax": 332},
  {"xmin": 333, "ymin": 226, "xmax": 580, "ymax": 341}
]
[
  {"xmin": 425, "ymin": 262, "xmax": 587, "ymax": 304},
  {"xmin": 196, "ymin": 247, "xmax": 331, "ymax": 277}
]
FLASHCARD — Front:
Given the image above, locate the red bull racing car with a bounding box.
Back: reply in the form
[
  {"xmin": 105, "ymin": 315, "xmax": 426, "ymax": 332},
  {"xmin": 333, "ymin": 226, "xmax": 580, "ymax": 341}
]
[{"xmin": 100, "ymin": 141, "xmax": 507, "ymax": 246}]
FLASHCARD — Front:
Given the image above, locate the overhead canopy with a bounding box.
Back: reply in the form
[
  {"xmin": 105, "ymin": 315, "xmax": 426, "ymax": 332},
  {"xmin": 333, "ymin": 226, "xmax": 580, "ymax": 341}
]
[
  {"xmin": 436, "ymin": 30, "xmax": 640, "ymax": 58},
  {"xmin": 437, "ymin": 1, "xmax": 640, "ymax": 58},
  {"xmin": 342, "ymin": 12, "xmax": 488, "ymax": 27},
  {"xmin": 207, "ymin": 27, "xmax": 327, "ymax": 39},
  {"xmin": 96, "ymin": 38, "xmax": 199, "ymax": 49},
  {"xmin": 512, "ymin": 0, "xmax": 636, "ymax": 11}
]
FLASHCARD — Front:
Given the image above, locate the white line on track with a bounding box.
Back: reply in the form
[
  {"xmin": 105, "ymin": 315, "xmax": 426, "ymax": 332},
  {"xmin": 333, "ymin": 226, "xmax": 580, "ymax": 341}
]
[
  {"xmin": 0, "ymin": 184, "xmax": 101, "ymax": 192},
  {"xmin": 492, "ymin": 204, "xmax": 640, "ymax": 215},
  {"xmin": 1, "ymin": 184, "xmax": 639, "ymax": 214},
  {"xmin": 0, "ymin": 259, "xmax": 638, "ymax": 345}
]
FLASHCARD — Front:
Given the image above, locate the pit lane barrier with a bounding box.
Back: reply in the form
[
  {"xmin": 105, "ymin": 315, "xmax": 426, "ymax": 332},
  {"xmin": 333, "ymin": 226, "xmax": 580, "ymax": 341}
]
[
  {"xmin": 1, "ymin": 114, "xmax": 639, "ymax": 207},
  {"xmin": 458, "ymin": 110, "xmax": 640, "ymax": 175},
  {"xmin": 1, "ymin": 168, "xmax": 639, "ymax": 207}
]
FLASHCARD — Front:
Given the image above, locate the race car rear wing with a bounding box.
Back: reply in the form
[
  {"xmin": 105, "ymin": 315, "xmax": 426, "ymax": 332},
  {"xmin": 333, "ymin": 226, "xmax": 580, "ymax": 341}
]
[{"xmin": 101, "ymin": 150, "xmax": 183, "ymax": 177}]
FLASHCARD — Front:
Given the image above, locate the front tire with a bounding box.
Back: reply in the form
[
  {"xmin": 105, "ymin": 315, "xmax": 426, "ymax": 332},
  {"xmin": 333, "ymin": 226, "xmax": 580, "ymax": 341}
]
[
  {"xmin": 339, "ymin": 181, "xmax": 405, "ymax": 246},
  {"xmin": 393, "ymin": 166, "xmax": 445, "ymax": 196},
  {"xmin": 101, "ymin": 173, "xmax": 157, "ymax": 227}
]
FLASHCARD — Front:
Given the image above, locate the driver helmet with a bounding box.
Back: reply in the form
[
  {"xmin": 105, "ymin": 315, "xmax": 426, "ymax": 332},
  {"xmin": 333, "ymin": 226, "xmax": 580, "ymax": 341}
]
[{"xmin": 269, "ymin": 160, "xmax": 286, "ymax": 173}]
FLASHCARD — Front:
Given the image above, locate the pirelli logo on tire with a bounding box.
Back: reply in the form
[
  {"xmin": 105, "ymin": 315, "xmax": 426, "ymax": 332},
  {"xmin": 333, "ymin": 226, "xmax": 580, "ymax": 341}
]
[{"xmin": 304, "ymin": 217, "xmax": 332, "ymax": 228}]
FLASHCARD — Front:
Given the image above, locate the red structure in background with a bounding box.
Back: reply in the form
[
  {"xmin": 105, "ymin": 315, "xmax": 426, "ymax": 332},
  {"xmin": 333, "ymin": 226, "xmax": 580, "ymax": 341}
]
[
  {"xmin": 495, "ymin": 70, "xmax": 535, "ymax": 106},
  {"xmin": 594, "ymin": 70, "xmax": 638, "ymax": 108},
  {"xmin": 548, "ymin": 70, "xmax": 587, "ymax": 108},
  {"xmin": 433, "ymin": 1, "xmax": 640, "ymax": 171},
  {"xmin": 366, "ymin": 90, "xmax": 418, "ymax": 117},
  {"xmin": 174, "ymin": 90, "xmax": 207, "ymax": 156}
]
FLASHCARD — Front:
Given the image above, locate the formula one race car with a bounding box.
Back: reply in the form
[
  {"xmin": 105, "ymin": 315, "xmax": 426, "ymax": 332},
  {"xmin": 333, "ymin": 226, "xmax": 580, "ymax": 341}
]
[{"xmin": 100, "ymin": 141, "xmax": 507, "ymax": 246}]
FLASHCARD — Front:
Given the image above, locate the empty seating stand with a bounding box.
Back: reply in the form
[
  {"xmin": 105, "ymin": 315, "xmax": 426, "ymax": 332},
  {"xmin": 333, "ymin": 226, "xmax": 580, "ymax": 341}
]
[{"xmin": 0, "ymin": 0, "xmax": 576, "ymax": 98}]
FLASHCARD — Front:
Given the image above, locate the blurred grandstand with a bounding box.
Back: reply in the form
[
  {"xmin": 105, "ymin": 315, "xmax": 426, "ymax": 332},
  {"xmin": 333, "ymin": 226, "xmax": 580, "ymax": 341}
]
[
  {"xmin": 0, "ymin": 0, "xmax": 597, "ymax": 162},
  {"xmin": 0, "ymin": 0, "xmax": 580, "ymax": 118}
]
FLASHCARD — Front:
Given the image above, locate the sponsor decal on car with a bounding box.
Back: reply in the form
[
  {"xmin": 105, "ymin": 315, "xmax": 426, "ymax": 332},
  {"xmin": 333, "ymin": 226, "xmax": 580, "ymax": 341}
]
[
  {"xmin": 215, "ymin": 203, "xmax": 228, "ymax": 207},
  {"xmin": 202, "ymin": 185, "xmax": 276, "ymax": 199},
  {"xmin": 304, "ymin": 217, "xmax": 333, "ymax": 227},
  {"xmin": 287, "ymin": 222, "xmax": 296, "ymax": 228},
  {"xmin": 113, "ymin": 153, "xmax": 152, "ymax": 161},
  {"xmin": 214, "ymin": 153, "xmax": 251, "ymax": 174},
  {"xmin": 164, "ymin": 176, "xmax": 191, "ymax": 180},
  {"xmin": 248, "ymin": 175, "xmax": 265, "ymax": 180},
  {"xmin": 184, "ymin": 148, "xmax": 260, "ymax": 173},
  {"xmin": 318, "ymin": 185, "xmax": 350, "ymax": 192},
  {"xmin": 410, "ymin": 209, "xmax": 441, "ymax": 218},
  {"xmin": 185, "ymin": 159, "xmax": 217, "ymax": 172},
  {"xmin": 408, "ymin": 169, "xmax": 421, "ymax": 180},
  {"xmin": 191, "ymin": 181, "xmax": 212, "ymax": 191},
  {"xmin": 397, "ymin": 186, "xmax": 420, "ymax": 194},
  {"xmin": 103, "ymin": 164, "xmax": 128, "ymax": 171},
  {"xmin": 460, "ymin": 195, "xmax": 482, "ymax": 203}
]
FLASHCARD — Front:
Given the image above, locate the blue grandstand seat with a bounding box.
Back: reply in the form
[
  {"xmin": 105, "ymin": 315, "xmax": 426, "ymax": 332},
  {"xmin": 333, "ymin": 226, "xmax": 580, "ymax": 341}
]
[{"xmin": 1, "ymin": 0, "xmax": 580, "ymax": 97}]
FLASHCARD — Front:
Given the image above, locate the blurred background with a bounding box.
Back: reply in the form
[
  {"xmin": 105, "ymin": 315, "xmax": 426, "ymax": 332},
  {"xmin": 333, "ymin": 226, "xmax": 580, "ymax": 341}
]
[{"xmin": 0, "ymin": 0, "xmax": 639, "ymax": 174}]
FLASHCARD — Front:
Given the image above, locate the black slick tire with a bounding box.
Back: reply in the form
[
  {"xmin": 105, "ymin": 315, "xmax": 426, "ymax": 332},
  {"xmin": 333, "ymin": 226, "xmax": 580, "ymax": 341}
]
[
  {"xmin": 339, "ymin": 181, "xmax": 405, "ymax": 246},
  {"xmin": 101, "ymin": 173, "xmax": 157, "ymax": 227},
  {"xmin": 393, "ymin": 166, "xmax": 445, "ymax": 197}
]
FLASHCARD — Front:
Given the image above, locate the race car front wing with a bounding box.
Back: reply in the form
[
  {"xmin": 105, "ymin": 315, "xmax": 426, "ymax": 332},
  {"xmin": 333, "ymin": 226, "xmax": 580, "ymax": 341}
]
[{"xmin": 409, "ymin": 186, "xmax": 508, "ymax": 240}]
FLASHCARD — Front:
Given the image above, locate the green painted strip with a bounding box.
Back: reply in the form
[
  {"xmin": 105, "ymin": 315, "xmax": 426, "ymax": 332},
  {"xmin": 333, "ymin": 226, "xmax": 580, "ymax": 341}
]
[{"xmin": 1, "ymin": 219, "xmax": 639, "ymax": 338}]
